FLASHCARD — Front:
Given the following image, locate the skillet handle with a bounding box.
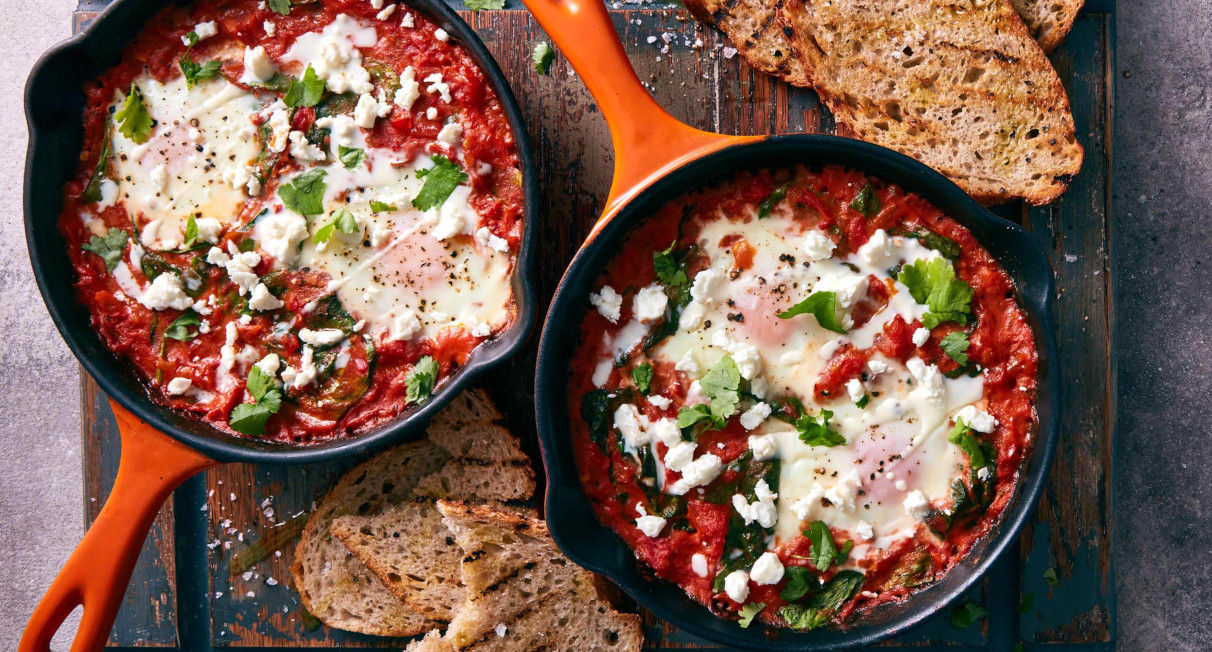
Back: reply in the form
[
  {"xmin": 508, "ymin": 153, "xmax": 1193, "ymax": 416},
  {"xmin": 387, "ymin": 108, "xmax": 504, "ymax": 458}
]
[
  {"xmin": 20, "ymin": 400, "xmax": 217, "ymax": 652},
  {"xmin": 521, "ymin": 0, "xmax": 750, "ymax": 222}
]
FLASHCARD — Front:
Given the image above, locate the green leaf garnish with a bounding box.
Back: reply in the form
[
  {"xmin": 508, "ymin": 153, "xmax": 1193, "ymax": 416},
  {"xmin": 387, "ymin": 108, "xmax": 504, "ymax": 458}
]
[
  {"xmin": 283, "ymin": 65, "xmax": 325, "ymax": 108},
  {"xmin": 941, "ymin": 331, "xmax": 971, "ymax": 366},
  {"xmin": 229, "ymin": 366, "xmax": 282, "ymax": 436},
  {"xmin": 369, "ymin": 200, "xmax": 397, "ymax": 213},
  {"xmin": 701, "ymin": 355, "xmax": 741, "ymax": 422},
  {"xmin": 779, "ymin": 566, "xmax": 816, "ymax": 602},
  {"xmin": 805, "ymin": 521, "xmax": 839, "ymax": 571},
  {"xmin": 246, "ymin": 366, "xmax": 275, "ymax": 402},
  {"xmin": 737, "ymin": 602, "xmax": 765, "ymax": 628},
  {"xmin": 904, "ymin": 229, "xmax": 961, "ymax": 260},
  {"xmin": 758, "ymin": 182, "xmax": 791, "ymax": 218},
  {"xmin": 338, "ymin": 145, "xmax": 365, "ymax": 169},
  {"xmin": 532, "ymin": 42, "xmax": 554, "ymax": 75},
  {"xmin": 947, "ymin": 419, "xmax": 988, "ymax": 469},
  {"xmin": 676, "ymin": 403, "xmax": 712, "ymax": 429},
  {"xmin": 631, "ymin": 362, "xmax": 653, "ymax": 395},
  {"xmin": 950, "ymin": 601, "xmax": 988, "ymax": 629},
  {"xmin": 179, "ymin": 54, "xmax": 222, "ymax": 90},
  {"xmin": 855, "ymin": 394, "xmax": 870, "ymax": 408},
  {"xmin": 313, "ymin": 208, "xmax": 359, "ymax": 244},
  {"xmin": 466, "ymin": 0, "xmax": 505, "ymax": 9},
  {"xmin": 184, "ymin": 31, "xmax": 199, "ymax": 47},
  {"xmin": 849, "ymin": 183, "xmax": 880, "ymax": 216},
  {"xmin": 115, "ymin": 84, "xmax": 154, "ymax": 144},
  {"xmin": 182, "ymin": 214, "xmax": 199, "ymax": 249},
  {"xmin": 779, "ymin": 570, "xmax": 864, "ymax": 630},
  {"xmin": 164, "ymin": 310, "xmax": 202, "ymax": 341},
  {"xmin": 405, "ymin": 356, "xmax": 439, "ymax": 405},
  {"xmin": 81, "ymin": 228, "xmax": 129, "ymax": 273},
  {"xmin": 795, "ymin": 409, "xmax": 844, "ymax": 447},
  {"xmin": 653, "ymin": 241, "xmax": 689, "ymax": 287},
  {"xmin": 777, "ymin": 291, "xmax": 848, "ymax": 334},
  {"xmin": 897, "ymin": 257, "xmax": 973, "ymax": 329},
  {"xmin": 412, "ymin": 155, "xmax": 468, "ymax": 211},
  {"xmin": 277, "ymin": 169, "xmax": 328, "ymax": 216},
  {"xmin": 268, "ymin": 0, "xmax": 291, "ymax": 15}
]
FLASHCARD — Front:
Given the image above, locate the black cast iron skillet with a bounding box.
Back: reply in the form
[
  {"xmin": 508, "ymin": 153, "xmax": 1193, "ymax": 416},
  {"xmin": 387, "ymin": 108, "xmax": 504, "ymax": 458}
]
[
  {"xmin": 524, "ymin": 0, "xmax": 1060, "ymax": 648},
  {"xmin": 21, "ymin": 1, "xmax": 536, "ymax": 649}
]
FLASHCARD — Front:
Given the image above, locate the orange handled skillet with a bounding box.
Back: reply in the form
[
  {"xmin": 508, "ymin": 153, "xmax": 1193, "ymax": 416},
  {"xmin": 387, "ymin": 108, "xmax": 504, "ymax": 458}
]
[
  {"xmin": 19, "ymin": 0, "xmax": 537, "ymax": 648},
  {"xmin": 523, "ymin": 0, "xmax": 1061, "ymax": 648}
]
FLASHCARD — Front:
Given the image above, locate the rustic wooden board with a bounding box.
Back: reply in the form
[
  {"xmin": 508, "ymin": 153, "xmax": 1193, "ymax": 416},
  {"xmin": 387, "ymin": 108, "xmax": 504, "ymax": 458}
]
[{"xmin": 75, "ymin": 2, "xmax": 1116, "ymax": 650}]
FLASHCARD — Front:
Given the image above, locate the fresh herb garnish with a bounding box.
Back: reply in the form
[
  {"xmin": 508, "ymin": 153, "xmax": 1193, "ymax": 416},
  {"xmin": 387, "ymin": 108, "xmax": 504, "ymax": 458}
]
[
  {"xmin": 849, "ymin": 183, "xmax": 880, "ymax": 216},
  {"xmin": 758, "ymin": 182, "xmax": 791, "ymax": 218},
  {"xmin": 737, "ymin": 602, "xmax": 765, "ymax": 628},
  {"xmin": 653, "ymin": 241, "xmax": 689, "ymax": 287},
  {"xmin": 179, "ymin": 53, "xmax": 222, "ymax": 90},
  {"xmin": 164, "ymin": 310, "xmax": 202, "ymax": 341},
  {"xmin": 182, "ymin": 214, "xmax": 199, "ymax": 249},
  {"xmin": 268, "ymin": 0, "xmax": 291, "ymax": 15},
  {"xmin": 404, "ymin": 356, "xmax": 439, "ymax": 405},
  {"xmin": 229, "ymin": 367, "xmax": 282, "ymax": 436},
  {"xmin": 779, "ymin": 566, "xmax": 816, "ymax": 602},
  {"xmin": 950, "ymin": 601, "xmax": 988, "ymax": 629},
  {"xmin": 313, "ymin": 208, "xmax": 359, "ymax": 245},
  {"xmin": 80, "ymin": 122, "xmax": 112, "ymax": 204},
  {"xmin": 777, "ymin": 291, "xmax": 848, "ymax": 334},
  {"xmin": 277, "ymin": 169, "xmax": 328, "ymax": 216},
  {"xmin": 677, "ymin": 355, "xmax": 743, "ymax": 431},
  {"xmin": 795, "ymin": 409, "xmax": 845, "ymax": 447},
  {"xmin": 369, "ymin": 200, "xmax": 397, "ymax": 213},
  {"xmin": 283, "ymin": 65, "xmax": 325, "ymax": 108},
  {"xmin": 897, "ymin": 257, "xmax": 973, "ymax": 329},
  {"xmin": 904, "ymin": 230, "xmax": 961, "ymax": 260},
  {"xmin": 532, "ymin": 42, "xmax": 554, "ymax": 75},
  {"xmin": 631, "ymin": 362, "xmax": 653, "ymax": 395},
  {"xmin": 804, "ymin": 521, "xmax": 851, "ymax": 571},
  {"xmin": 115, "ymin": 84, "xmax": 153, "ymax": 144},
  {"xmin": 337, "ymin": 145, "xmax": 365, "ymax": 169},
  {"xmin": 81, "ymin": 228, "xmax": 129, "ymax": 273},
  {"xmin": 412, "ymin": 155, "xmax": 468, "ymax": 211},
  {"xmin": 855, "ymin": 394, "xmax": 870, "ymax": 408},
  {"xmin": 779, "ymin": 570, "xmax": 864, "ymax": 630},
  {"xmin": 940, "ymin": 331, "xmax": 971, "ymax": 366},
  {"xmin": 948, "ymin": 419, "xmax": 987, "ymax": 470}
]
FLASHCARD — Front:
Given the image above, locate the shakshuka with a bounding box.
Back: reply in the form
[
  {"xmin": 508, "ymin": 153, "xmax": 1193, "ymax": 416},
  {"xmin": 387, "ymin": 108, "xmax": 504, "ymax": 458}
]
[
  {"xmin": 569, "ymin": 166, "xmax": 1038, "ymax": 630},
  {"xmin": 61, "ymin": 0, "xmax": 523, "ymax": 443}
]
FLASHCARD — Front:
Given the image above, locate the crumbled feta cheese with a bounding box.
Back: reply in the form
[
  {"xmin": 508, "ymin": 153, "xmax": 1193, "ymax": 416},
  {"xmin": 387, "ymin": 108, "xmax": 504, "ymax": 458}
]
[
  {"xmin": 903, "ymin": 490, "xmax": 930, "ymax": 520},
  {"xmin": 634, "ymin": 504, "xmax": 666, "ymax": 538},
  {"xmin": 194, "ymin": 218, "xmax": 222, "ymax": 244},
  {"xmin": 824, "ymin": 470, "xmax": 862, "ymax": 512},
  {"xmin": 723, "ymin": 570, "xmax": 750, "ymax": 603},
  {"xmin": 299, "ymin": 328, "xmax": 346, "ymax": 347},
  {"xmin": 648, "ymin": 417, "xmax": 681, "ymax": 447},
  {"xmin": 390, "ymin": 310, "xmax": 422, "ymax": 341},
  {"xmin": 166, "ymin": 377, "xmax": 192, "ymax": 395},
  {"xmin": 855, "ymin": 520, "xmax": 874, "ymax": 541},
  {"xmin": 749, "ymin": 552, "xmax": 784, "ymax": 585},
  {"xmin": 494, "ymin": 624, "xmax": 507, "ymax": 638},
  {"xmin": 691, "ymin": 553, "xmax": 708, "ymax": 578},
  {"xmin": 674, "ymin": 350, "xmax": 699, "ymax": 375},
  {"xmin": 282, "ymin": 346, "xmax": 317, "ymax": 389},
  {"xmin": 240, "ymin": 46, "xmax": 275, "ymax": 84},
  {"xmin": 748, "ymin": 433, "xmax": 777, "ymax": 461},
  {"xmin": 141, "ymin": 274, "xmax": 193, "ymax": 311},
  {"xmin": 678, "ymin": 301, "xmax": 706, "ymax": 330},
  {"xmin": 977, "ymin": 467, "xmax": 992, "ymax": 481},
  {"xmin": 846, "ymin": 378, "xmax": 865, "ymax": 403},
  {"xmin": 247, "ymin": 283, "xmax": 284, "ymax": 311},
  {"xmin": 376, "ymin": 3, "xmax": 397, "ymax": 19},
  {"xmin": 856, "ymin": 229, "xmax": 894, "ymax": 268},
  {"xmin": 667, "ymin": 454, "xmax": 723, "ymax": 495},
  {"xmin": 732, "ymin": 479, "xmax": 778, "ymax": 528},
  {"xmin": 424, "ymin": 72, "xmax": 452, "ymax": 102},
  {"xmin": 912, "ymin": 327, "xmax": 930, "ymax": 347},
  {"xmin": 632, "ymin": 284, "xmax": 668, "ymax": 322},
  {"xmin": 802, "ymin": 230, "xmax": 836, "ymax": 262},
  {"xmin": 648, "ymin": 395, "xmax": 672, "ymax": 410},
  {"xmin": 256, "ymin": 211, "xmax": 308, "ymax": 265},
  {"xmin": 906, "ymin": 358, "xmax": 945, "ymax": 403},
  {"xmin": 712, "ymin": 330, "xmax": 763, "ymax": 380},
  {"xmin": 749, "ymin": 376, "xmax": 769, "ymax": 399},
  {"xmin": 739, "ymin": 402, "xmax": 771, "ymax": 430},
  {"xmin": 434, "ymin": 28, "xmax": 449, "ymax": 41},
  {"xmin": 192, "ymin": 21, "xmax": 218, "ymax": 41},
  {"xmin": 288, "ymin": 131, "xmax": 325, "ymax": 163},
  {"xmin": 393, "ymin": 66, "xmax": 420, "ymax": 110},
  {"xmin": 814, "ymin": 269, "xmax": 868, "ymax": 308},
  {"xmin": 254, "ymin": 353, "xmax": 281, "ymax": 377},
  {"xmin": 219, "ymin": 249, "xmax": 260, "ymax": 295},
  {"xmin": 789, "ymin": 482, "xmax": 825, "ymax": 521},
  {"xmin": 613, "ymin": 404, "xmax": 649, "ymax": 451},
  {"xmin": 437, "ymin": 121, "xmax": 464, "ymax": 145},
  {"xmin": 470, "ymin": 320, "xmax": 492, "ymax": 337},
  {"xmin": 956, "ymin": 405, "xmax": 999, "ymax": 433},
  {"xmin": 589, "ymin": 286, "xmax": 623, "ymax": 323},
  {"xmin": 263, "ymin": 20, "xmax": 276, "ymax": 36},
  {"xmin": 663, "ymin": 441, "xmax": 697, "ymax": 472},
  {"xmin": 690, "ymin": 268, "xmax": 724, "ymax": 303},
  {"xmin": 866, "ymin": 359, "xmax": 888, "ymax": 375},
  {"xmin": 353, "ymin": 93, "xmax": 380, "ymax": 129},
  {"xmin": 684, "ymin": 379, "xmax": 707, "ymax": 405},
  {"xmin": 426, "ymin": 106, "xmax": 438, "ymax": 120},
  {"xmin": 220, "ymin": 322, "xmax": 239, "ymax": 372},
  {"xmin": 400, "ymin": 12, "xmax": 414, "ymax": 28}
]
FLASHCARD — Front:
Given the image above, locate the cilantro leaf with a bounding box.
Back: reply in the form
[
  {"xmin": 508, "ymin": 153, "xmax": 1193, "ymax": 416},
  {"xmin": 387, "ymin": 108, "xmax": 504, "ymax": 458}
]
[
  {"xmin": 948, "ymin": 420, "xmax": 987, "ymax": 470},
  {"xmin": 246, "ymin": 366, "xmax": 275, "ymax": 402},
  {"xmin": 164, "ymin": 310, "xmax": 202, "ymax": 341},
  {"xmin": 796, "ymin": 409, "xmax": 844, "ymax": 447},
  {"xmin": 179, "ymin": 54, "xmax": 222, "ymax": 90},
  {"xmin": 701, "ymin": 355, "xmax": 741, "ymax": 422},
  {"xmin": 314, "ymin": 208, "xmax": 359, "ymax": 244},
  {"xmin": 737, "ymin": 602, "xmax": 765, "ymax": 628},
  {"xmin": 80, "ymin": 122, "xmax": 112, "ymax": 204},
  {"xmin": 268, "ymin": 0, "xmax": 291, "ymax": 15},
  {"xmin": 779, "ymin": 566, "xmax": 816, "ymax": 602},
  {"xmin": 855, "ymin": 394, "xmax": 870, "ymax": 409},
  {"xmin": 229, "ymin": 367, "xmax": 282, "ymax": 436},
  {"xmin": 631, "ymin": 362, "xmax": 653, "ymax": 395},
  {"xmin": 369, "ymin": 200, "xmax": 397, "ymax": 213},
  {"xmin": 115, "ymin": 84, "xmax": 154, "ymax": 144},
  {"xmin": 182, "ymin": 215, "xmax": 199, "ymax": 249},
  {"xmin": 950, "ymin": 601, "xmax": 988, "ymax": 629},
  {"xmin": 676, "ymin": 403, "xmax": 712, "ymax": 429},
  {"xmin": 653, "ymin": 241, "xmax": 689, "ymax": 287},
  {"xmin": 897, "ymin": 257, "xmax": 973, "ymax": 328},
  {"xmin": 779, "ymin": 570, "xmax": 864, "ymax": 630},
  {"xmin": 941, "ymin": 331, "xmax": 971, "ymax": 366},
  {"xmin": 806, "ymin": 521, "xmax": 838, "ymax": 571},
  {"xmin": 849, "ymin": 183, "xmax": 880, "ymax": 216},
  {"xmin": 278, "ymin": 169, "xmax": 328, "ymax": 216},
  {"xmin": 466, "ymin": 0, "xmax": 505, "ymax": 9},
  {"xmin": 532, "ymin": 42, "xmax": 554, "ymax": 75},
  {"xmin": 1044, "ymin": 567, "xmax": 1059, "ymax": 588},
  {"xmin": 405, "ymin": 356, "xmax": 440, "ymax": 405},
  {"xmin": 412, "ymin": 156, "xmax": 468, "ymax": 211},
  {"xmin": 778, "ymin": 291, "xmax": 848, "ymax": 334},
  {"xmin": 338, "ymin": 145, "xmax": 366, "ymax": 169},
  {"xmin": 283, "ymin": 65, "xmax": 325, "ymax": 108},
  {"xmin": 758, "ymin": 182, "xmax": 790, "ymax": 218},
  {"xmin": 184, "ymin": 31, "xmax": 199, "ymax": 47},
  {"xmin": 81, "ymin": 228, "xmax": 129, "ymax": 273}
]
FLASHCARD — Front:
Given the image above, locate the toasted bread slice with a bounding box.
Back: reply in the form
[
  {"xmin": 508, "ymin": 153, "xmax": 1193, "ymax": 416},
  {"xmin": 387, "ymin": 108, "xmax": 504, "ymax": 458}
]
[
  {"xmin": 290, "ymin": 440, "xmax": 449, "ymax": 637},
  {"xmin": 406, "ymin": 501, "xmax": 643, "ymax": 652},
  {"xmin": 774, "ymin": 0, "xmax": 1083, "ymax": 205},
  {"xmin": 684, "ymin": 0, "xmax": 811, "ymax": 87},
  {"xmin": 1009, "ymin": 0, "xmax": 1085, "ymax": 52}
]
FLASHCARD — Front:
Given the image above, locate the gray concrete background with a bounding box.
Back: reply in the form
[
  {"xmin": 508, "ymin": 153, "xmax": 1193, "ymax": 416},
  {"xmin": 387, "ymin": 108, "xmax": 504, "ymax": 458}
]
[{"xmin": 0, "ymin": 0, "xmax": 1208, "ymax": 650}]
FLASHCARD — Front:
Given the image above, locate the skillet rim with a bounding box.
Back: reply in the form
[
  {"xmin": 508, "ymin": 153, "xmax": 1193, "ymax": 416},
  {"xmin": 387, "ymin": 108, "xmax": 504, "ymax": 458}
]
[
  {"xmin": 23, "ymin": 0, "xmax": 538, "ymax": 463},
  {"xmin": 534, "ymin": 133, "xmax": 1060, "ymax": 650}
]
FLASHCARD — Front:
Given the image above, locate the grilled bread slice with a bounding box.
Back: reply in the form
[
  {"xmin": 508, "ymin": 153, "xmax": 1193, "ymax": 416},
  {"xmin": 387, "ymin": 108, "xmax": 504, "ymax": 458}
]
[
  {"xmin": 1009, "ymin": 0, "xmax": 1085, "ymax": 52},
  {"xmin": 776, "ymin": 0, "xmax": 1083, "ymax": 205},
  {"xmin": 684, "ymin": 0, "xmax": 811, "ymax": 86},
  {"xmin": 407, "ymin": 501, "xmax": 643, "ymax": 652}
]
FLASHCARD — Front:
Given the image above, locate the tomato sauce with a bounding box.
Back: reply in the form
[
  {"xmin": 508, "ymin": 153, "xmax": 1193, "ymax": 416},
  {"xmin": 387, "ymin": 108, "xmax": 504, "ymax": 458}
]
[
  {"xmin": 568, "ymin": 166, "xmax": 1038, "ymax": 629},
  {"xmin": 59, "ymin": 0, "xmax": 523, "ymax": 444}
]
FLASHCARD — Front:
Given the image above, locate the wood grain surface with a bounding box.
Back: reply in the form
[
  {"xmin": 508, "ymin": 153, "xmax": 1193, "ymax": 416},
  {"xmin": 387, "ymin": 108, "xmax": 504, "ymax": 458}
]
[{"xmin": 75, "ymin": 5, "xmax": 1116, "ymax": 650}]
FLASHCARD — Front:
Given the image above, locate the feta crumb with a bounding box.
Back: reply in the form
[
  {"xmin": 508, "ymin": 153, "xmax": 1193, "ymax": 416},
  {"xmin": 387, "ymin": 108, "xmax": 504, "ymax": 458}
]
[
  {"xmin": 866, "ymin": 359, "xmax": 888, "ymax": 376},
  {"xmin": 353, "ymin": 93, "xmax": 381, "ymax": 129},
  {"xmin": 648, "ymin": 417, "xmax": 681, "ymax": 447},
  {"xmin": 748, "ymin": 433, "xmax": 777, "ymax": 461},
  {"xmin": 376, "ymin": 3, "xmax": 397, "ymax": 19},
  {"xmin": 789, "ymin": 482, "xmax": 825, "ymax": 520},
  {"xmin": 426, "ymin": 106, "xmax": 438, "ymax": 120},
  {"xmin": 739, "ymin": 402, "xmax": 771, "ymax": 430},
  {"xmin": 906, "ymin": 358, "xmax": 945, "ymax": 403},
  {"xmin": 424, "ymin": 72, "xmax": 452, "ymax": 102},
  {"xmin": 955, "ymin": 405, "xmax": 999, "ymax": 433},
  {"xmin": 855, "ymin": 520, "xmax": 874, "ymax": 541},
  {"xmin": 166, "ymin": 377, "xmax": 192, "ymax": 396},
  {"xmin": 193, "ymin": 21, "xmax": 217, "ymax": 41},
  {"xmin": 690, "ymin": 268, "xmax": 724, "ymax": 303},
  {"xmin": 903, "ymin": 490, "xmax": 930, "ymax": 520},
  {"xmin": 977, "ymin": 467, "xmax": 992, "ymax": 481},
  {"xmin": 195, "ymin": 217, "xmax": 222, "ymax": 244},
  {"xmin": 255, "ymin": 353, "xmax": 281, "ymax": 377},
  {"xmin": 394, "ymin": 67, "xmax": 420, "ymax": 109},
  {"xmin": 390, "ymin": 310, "xmax": 423, "ymax": 341},
  {"xmin": 691, "ymin": 553, "xmax": 708, "ymax": 578},
  {"xmin": 437, "ymin": 121, "xmax": 464, "ymax": 145},
  {"xmin": 723, "ymin": 570, "xmax": 750, "ymax": 603},
  {"xmin": 282, "ymin": 346, "xmax": 317, "ymax": 389},
  {"xmin": 494, "ymin": 624, "xmax": 508, "ymax": 638},
  {"xmin": 589, "ymin": 286, "xmax": 623, "ymax": 323},
  {"xmin": 674, "ymin": 350, "xmax": 699, "ymax": 375},
  {"xmin": 824, "ymin": 470, "xmax": 862, "ymax": 512},
  {"xmin": 846, "ymin": 378, "xmax": 865, "ymax": 403},
  {"xmin": 140, "ymin": 274, "xmax": 193, "ymax": 311},
  {"xmin": 240, "ymin": 46, "xmax": 275, "ymax": 84},
  {"xmin": 298, "ymin": 328, "xmax": 346, "ymax": 347},
  {"xmin": 648, "ymin": 395, "xmax": 672, "ymax": 409},
  {"xmin": 634, "ymin": 503, "xmax": 667, "ymax": 538},
  {"xmin": 248, "ymin": 283, "xmax": 284, "ymax": 311},
  {"xmin": 263, "ymin": 20, "xmax": 275, "ymax": 36},
  {"xmin": 732, "ymin": 479, "xmax": 778, "ymax": 528},
  {"xmin": 749, "ymin": 552, "xmax": 785, "ymax": 585},
  {"xmin": 288, "ymin": 131, "xmax": 325, "ymax": 163},
  {"xmin": 667, "ymin": 454, "xmax": 723, "ymax": 495},
  {"xmin": 912, "ymin": 327, "xmax": 930, "ymax": 347},
  {"xmin": 802, "ymin": 230, "xmax": 836, "ymax": 261},
  {"xmin": 434, "ymin": 28, "xmax": 449, "ymax": 41},
  {"xmin": 749, "ymin": 376, "xmax": 769, "ymax": 399},
  {"xmin": 400, "ymin": 12, "xmax": 414, "ymax": 28},
  {"xmin": 613, "ymin": 403, "xmax": 649, "ymax": 451},
  {"xmin": 663, "ymin": 441, "xmax": 696, "ymax": 472},
  {"xmin": 632, "ymin": 284, "xmax": 668, "ymax": 322}
]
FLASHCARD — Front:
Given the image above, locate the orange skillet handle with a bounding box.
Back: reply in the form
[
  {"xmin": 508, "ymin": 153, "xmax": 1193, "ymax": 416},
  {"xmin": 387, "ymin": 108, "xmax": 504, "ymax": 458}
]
[
  {"xmin": 20, "ymin": 400, "xmax": 217, "ymax": 652},
  {"xmin": 521, "ymin": 0, "xmax": 756, "ymax": 223}
]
